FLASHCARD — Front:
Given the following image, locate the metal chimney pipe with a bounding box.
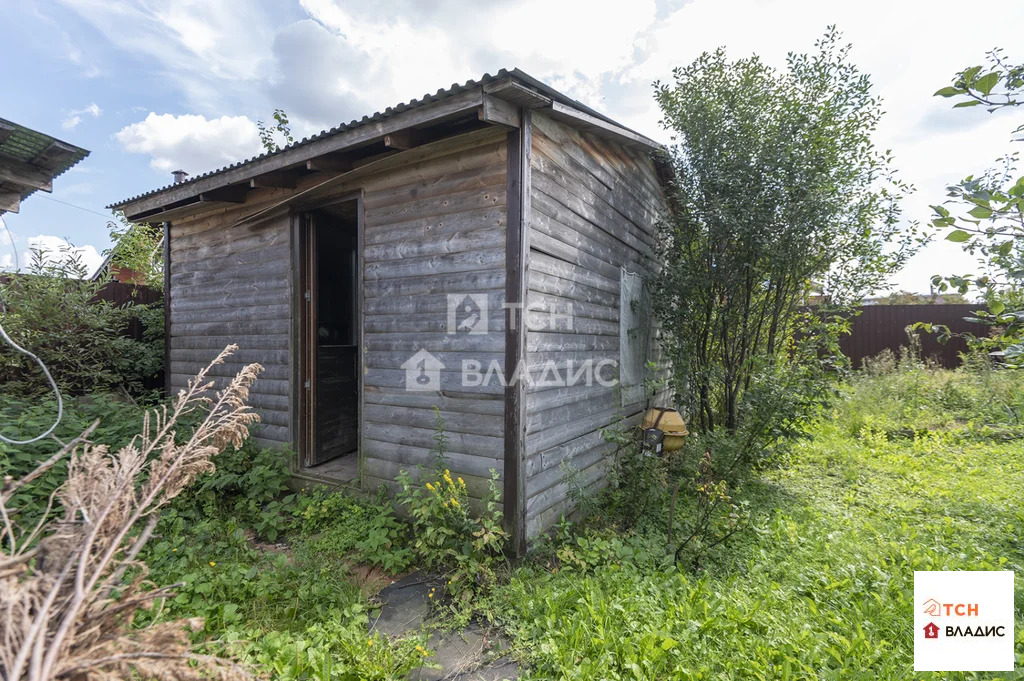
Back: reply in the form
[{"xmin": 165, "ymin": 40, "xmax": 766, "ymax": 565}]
[{"xmin": 171, "ymin": 169, "xmax": 188, "ymax": 184}]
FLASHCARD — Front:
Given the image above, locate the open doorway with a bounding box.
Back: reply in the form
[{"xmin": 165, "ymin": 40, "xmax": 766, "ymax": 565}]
[{"xmin": 299, "ymin": 200, "xmax": 359, "ymax": 481}]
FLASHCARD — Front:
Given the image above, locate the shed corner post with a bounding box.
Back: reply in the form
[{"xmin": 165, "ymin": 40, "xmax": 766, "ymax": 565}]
[
  {"xmin": 504, "ymin": 108, "xmax": 531, "ymax": 556},
  {"xmin": 162, "ymin": 221, "xmax": 171, "ymax": 395}
]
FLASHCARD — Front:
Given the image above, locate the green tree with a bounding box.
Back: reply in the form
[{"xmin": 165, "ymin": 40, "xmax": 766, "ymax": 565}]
[
  {"xmin": 256, "ymin": 108, "xmax": 295, "ymax": 153},
  {"xmin": 930, "ymin": 48, "xmax": 1024, "ymax": 365},
  {"xmin": 105, "ymin": 212, "xmax": 163, "ymax": 289},
  {"xmin": 654, "ymin": 27, "xmax": 921, "ymax": 439}
]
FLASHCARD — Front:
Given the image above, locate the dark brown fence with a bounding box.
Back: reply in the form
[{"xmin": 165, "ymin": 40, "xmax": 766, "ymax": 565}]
[
  {"xmin": 94, "ymin": 281, "xmax": 164, "ymax": 390},
  {"xmin": 840, "ymin": 304, "xmax": 987, "ymax": 369}
]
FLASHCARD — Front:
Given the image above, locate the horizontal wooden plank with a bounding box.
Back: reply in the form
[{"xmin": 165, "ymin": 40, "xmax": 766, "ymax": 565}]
[
  {"xmin": 364, "ymin": 186, "xmax": 505, "ymax": 229},
  {"xmin": 170, "ymin": 318, "xmax": 290, "ymax": 336},
  {"xmin": 170, "ymin": 259, "xmax": 290, "ymax": 287},
  {"xmin": 168, "ymin": 290, "xmax": 290, "ymax": 314},
  {"xmin": 362, "ymin": 162, "xmax": 506, "ymax": 212},
  {"xmin": 364, "ymin": 332, "xmax": 504, "ymax": 353},
  {"xmin": 528, "ymin": 248, "xmax": 614, "ymax": 292},
  {"xmin": 365, "ymin": 289, "xmax": 505, "ymax": 317},
  {"xmin": 169, "ymin": 243, "xmax": 290, "ymax": 275},
  {"xmin": 525, "ymin": 428, "xmax": 608, "ymax": 479},
  {"xmin": 527, "ymin": 290, "xmax": 618, "ymax": 324},
  {"xmin": 364, "ymin": 269, "xmax": 505, "ymax": 299},
  {"xmin": 363, "ymin": 227, "xmax": 504, "ymax": 264},
  {"xmin": 364, "ymin": 248, "xmax": 504, "ymax": 280},
  {"xmin": 169, "ymin": 373, "xmax": 290, "ymax": 396},
  {"xmin": 362, "ymin": 438, "xmax": 502, "ymax": 477},
  {"xmin": 528, "ymin": 269, "xmax": 618, "ymax": 308},
  {"xmin": 526, "ymin": 389, "xmax": 619, "ymax": 435},
  {"xmin": 527, "ymin": 332, "xmax": 618, "ymax": 353},
  {"xmin": 364, "ymin": 350, "xmax": 503, "ymax": 372},
  {"xmin": 364, "ymin": 368, "xmax": 504, "ymax": 395},
  {"xmin": 364, "ymin": 206, "xmax": 506, "ymax": 247},
  {"xmin": 364, "ymin": 387, "xmax": 504, "ymax": 416},
  {"xmin": 170, "ymin": 360, "xmax": 290, "ymax": 380},
  {"xmin": 170, "ymin": 305, "xmax": 290, "ymax": 325},
  {"xmin": 526, "ymin": 440, "xmax": 614, "ymax": 501},
  {"xmin": 170, "ymin": 347, "xmax": 290, "ymax": 365},
  {"xmin": 361, "ymin": 421, "xmax": 503, "ymax": 458},
  {"xmin": 525, "ymin": 383, "xmax": 617, "ymax": 414},
  {"xmin": 169, "ymin": 334, "xmax": 289, "ymax": 351}
]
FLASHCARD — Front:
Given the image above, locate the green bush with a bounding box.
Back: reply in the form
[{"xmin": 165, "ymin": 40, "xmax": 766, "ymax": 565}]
[
  {"xmin": 0, "ymin": 247, "xmax": 162, "ymax": 397},
  {"xmin": 0, "ymin": 393, "xmax": 145, "ymax": 530},
  {"xmin": 297, "ymin": 488, "xmax": 413, "ymax": 573},
  {"xmin": 396, "ymin": 465, "xmax": 507, "ymax": 612}
]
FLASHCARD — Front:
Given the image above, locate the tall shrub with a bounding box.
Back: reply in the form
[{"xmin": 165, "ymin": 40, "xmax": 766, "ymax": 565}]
[
  {"xmin": 0, "ymin": 246, "xmax": 163, "ymax": 397},
  {"xmin": 654, "ymin": 27, "xmax": 922, "ymax": 441},
  {"xmin": 929, "ymin": 48, "xmax": 1024, "ymax": 365}
]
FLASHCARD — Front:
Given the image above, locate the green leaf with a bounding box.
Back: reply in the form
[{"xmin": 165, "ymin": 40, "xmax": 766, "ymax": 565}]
[
  {"xmin": 946, "ymin": 229, "xmax": 972, "ymax": 242},
  {"xmin": 990, "ymin": 300, "xmax": 1005, "ymax": 315},
  {"xmin": 962, "ymin": 65, "xmax": 983, "ymax": 83},
  {"xmin": 968, "ymin": 205, "xmax": 993, "ymax": 219},
  {"xmin": 934, "ymin": 86, "xmax": 965, "ymax": 97},
  {"xmin": 953, "ymin": 100, "xmax": 983, "ymax": 108},
  {"xmin": 975, "ymin": 72, "xmax": 1000, "ymax": 96}
]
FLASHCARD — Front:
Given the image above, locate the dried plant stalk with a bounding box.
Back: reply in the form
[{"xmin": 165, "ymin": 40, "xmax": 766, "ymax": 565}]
[{"xmin": 0, "ymin": 345, "xmax": 263, "ymax": 681}]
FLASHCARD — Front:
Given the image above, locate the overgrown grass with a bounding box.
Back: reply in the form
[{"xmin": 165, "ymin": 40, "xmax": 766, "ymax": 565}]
[
  {"xmin": 7, "ymin": 359, "xmax": 1023, "ymax": 679},
  {"xmin": 493, "ymin": 360, "xmax": 1024, "ymax": 680}
]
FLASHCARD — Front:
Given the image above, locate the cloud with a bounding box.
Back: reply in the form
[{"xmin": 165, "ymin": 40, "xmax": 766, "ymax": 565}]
[
  {"xmin": 61, "ymin": 102, "xmax": 102, "ymax": 130},
  {"xmin": 55, "ymin": 0, "xmax": 1024, "ymax": 292},
  {"xmin": 57, "ymin": 0, "xmax": 279, "ymax": 112},
  {"xmin": 115, "ymin": 112, "xmax": 264, "ymax": 174},
  {"xmin": 25, "ymin": 235, "xmax": 105, "ymax": 277}
]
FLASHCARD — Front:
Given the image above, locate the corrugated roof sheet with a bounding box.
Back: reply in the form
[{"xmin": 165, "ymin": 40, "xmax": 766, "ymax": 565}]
[
  {"xmin": 0, "ymin": 118, "xmax": 90, "ymax": 214},
  {"xmin": 109, "ymin": 68, "xmax": 648, "ymax": 210}
]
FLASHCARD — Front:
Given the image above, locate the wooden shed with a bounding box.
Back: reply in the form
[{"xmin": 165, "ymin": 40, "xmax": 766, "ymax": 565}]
[{"xmin": 110, "ymin": 69, "xmax": 669, "ymax": 552}]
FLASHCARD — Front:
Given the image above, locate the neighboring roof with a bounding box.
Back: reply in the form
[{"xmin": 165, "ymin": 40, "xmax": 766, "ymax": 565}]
[
  {"xmin": 0, "ymin": 118, "xmax": 90, "ymax": 215},
  {"xmin": 110, "ymin": 68, "xmax": 663, "ymax": 220}
]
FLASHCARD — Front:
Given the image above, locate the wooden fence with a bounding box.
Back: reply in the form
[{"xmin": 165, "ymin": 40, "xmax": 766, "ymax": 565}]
[{"xmin": 840, "ymin": 304, "xmax": 987, "ymax": 369}]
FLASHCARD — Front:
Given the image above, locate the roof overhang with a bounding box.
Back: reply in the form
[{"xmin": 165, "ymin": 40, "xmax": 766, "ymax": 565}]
[
  {"xmin": 110, "ymin": 69, "xmax": 663, "ymax": 223},
  {"xmin": 0, "ymin": 119, "xmax": 89, "ymax": 215}
]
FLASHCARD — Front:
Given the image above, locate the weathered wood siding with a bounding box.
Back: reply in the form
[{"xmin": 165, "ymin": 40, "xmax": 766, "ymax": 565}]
[
  {"xmin": 356, "ymin": 129, "xmax": 509, "ymax": 507},
  {"xmin": 523, "ymin": 113, "xmax": 668, "ymax": 539},
  {"xmin": 167, "ymin": 209, "xmax": 292, "ymax": 447}
]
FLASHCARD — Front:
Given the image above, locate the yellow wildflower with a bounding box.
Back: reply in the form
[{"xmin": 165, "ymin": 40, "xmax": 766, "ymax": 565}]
[
  {"xmin": 457, "ymin": 477, "xmax": 464, "ymax": 486},
  {"xmin": 367, "ymin": 638, "xmax": 374, "ymax": 646},
  {"xmin": 208, "ymin": 561, "xmax": 216, "ymax": 567},
  {"xmin": 426, "ymin": 482, "xmax": 434, "ymax": 492},
  {"xmin": 450, "ymin": 498, "xmax": 460, "ymax": 508}
]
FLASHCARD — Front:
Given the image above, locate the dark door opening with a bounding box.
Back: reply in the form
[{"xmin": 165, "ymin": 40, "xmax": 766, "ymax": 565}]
[{"xmin": 300, "ymin": 201, "xmax": 359, "ymax": 472}]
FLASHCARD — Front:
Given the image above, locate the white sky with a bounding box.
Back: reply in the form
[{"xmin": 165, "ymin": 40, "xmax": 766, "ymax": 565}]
[{"xmin": 4, "ymin": 0, "xmax": 1024, "ymax": 291}]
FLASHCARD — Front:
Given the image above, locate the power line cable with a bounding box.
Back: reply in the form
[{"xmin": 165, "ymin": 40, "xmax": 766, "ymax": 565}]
[{"xmin": 37, "ymin": 195, "xmax": 111, "ymax": 219}]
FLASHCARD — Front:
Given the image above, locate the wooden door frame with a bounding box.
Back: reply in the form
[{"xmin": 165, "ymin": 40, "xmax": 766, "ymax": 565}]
[{"xmin": 291, "ymin": 192, "xmax": 364, "ymax": 473}]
